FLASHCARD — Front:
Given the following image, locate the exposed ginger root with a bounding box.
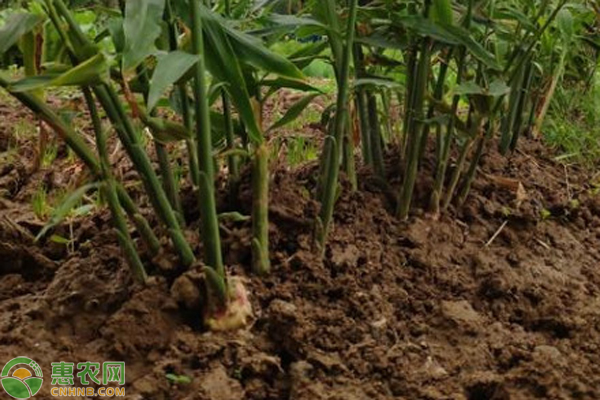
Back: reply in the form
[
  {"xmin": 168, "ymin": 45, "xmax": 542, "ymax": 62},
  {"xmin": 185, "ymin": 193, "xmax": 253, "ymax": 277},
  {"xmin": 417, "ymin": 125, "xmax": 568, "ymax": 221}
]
[{"xmin": 205, "ymin": 277, "xmax": 253, "ymax": 332}]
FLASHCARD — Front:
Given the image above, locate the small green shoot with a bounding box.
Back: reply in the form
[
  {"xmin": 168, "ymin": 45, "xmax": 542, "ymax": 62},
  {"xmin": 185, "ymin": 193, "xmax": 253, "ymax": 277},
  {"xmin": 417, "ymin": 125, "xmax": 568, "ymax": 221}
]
[
  {"xmin": 540, "ymin": 208, "xmax": 552, "ymax": 220},
  {"xmin": 42, "ymin": 142, "xmax": 58, "ymax": 167},
  {"xmin": 12, "ymin": 119, "xmax": 35, "ymax": 143},
  {"xmin": 32, "ymin": 185, "xmax": 49, "ymax": 219},
  {"xmin": 287, "ymin": 136, "xmax": 318, "ymax": 166},
  {"xmin": 165, "ymin": 374, "xmax": 192, "ymax": 385}
]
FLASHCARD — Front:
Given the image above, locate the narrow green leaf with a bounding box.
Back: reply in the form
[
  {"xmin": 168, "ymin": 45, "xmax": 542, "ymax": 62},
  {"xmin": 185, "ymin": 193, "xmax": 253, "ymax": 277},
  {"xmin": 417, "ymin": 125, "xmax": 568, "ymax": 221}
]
[
  {"xmin": 444, "ymin": 25, "xmax": 502, "ymax": 70},
  {"xmin": 487, "ymin": 80, "xmax": 511, "ymax": 97},
  {"xmin": 493, "ymin": 7, "xmax": 536, "ymax": 31},
  {"xmin": 454, "ymin": 79, "xmax": 510, "ymax": 97},
  {"xmin": 41, "ymin": 62, "xmax": 72, "ymax": 74},
  {"xmin": 395, "ymin": 15, "xmax": 459, "ymax": 44},
  {"xmin": 356, "ymin": 35, "xmax": 408, "ymax": 50},
  {"xmin": 208, "ymin": 81, "xmax": 228, "ymax": 105},
  {"xmin": 166, "ymin": 374, "xmax": 192, "ymax": 385},
  {"xmin": 35, "ymin": 183, "xmax": 98, "ymax": 241},
  {"xmin": 268, "ymin": 93, "xmax": 320, "ymax": 132},
  {"xmin": 354, "ymin": 78, "xmax": 403, "ymax": 90},
  {"xmin": 431, "ymin": 0, "xmax": 453, "ymax": 26},
  {"xmin": 9, "ymin": 75, "xmax": 57, "ymax": 92},
  {"xmin": 140, "ymin": 110, "xmax": 191, "ymax": 142},
  {"xmin": 288, "ymin": 40, "xmax": 328, "ymax": 61},
  {"xmin": 50, "ymin": 53, "xmax": 110, "ymax": 86},
  {"xmin": 200, "ymin": 6, "xmax": 304, "ymax": 79},
  {"xmin": 311, "ymin": 0, "xmax": 342, "ymax": 62},
  {"xmin": 148, "ymin": 51, "xmax": 197, "ymax": 111},
  {"xmin": 262, "ymin": 77, "xmax": 323, "ymax": 93},
  {"xmin": 72, "ymin": 204, "xmax": 95, "ymax": 217},
  {"xmin": 395, "ymin": 15, "xmax": 501, "ymax": 70},
  {"xmin": 454, "ymin": 81, "xmax": 485, "ymax": 96},
  {"xmin": 0, "ymin": 13, "xmax": 43, "ymax": 54},
  {"xmin": 107, "ymin": 17, "xmax": 125, "ymax": 53},
  {"xmin": 218, "ymin": 212, "xmax": 250, "ymax": 222},
  {"xmin": 50, "ymin": 234, "xmax": 71, "ymax": 244},
  {"xmin": 557, "ymin": 9, "xmax": 574, "ymax": 43},
  {"xmin": 10, "ymin": 53, "xmax": 109, "ymax": 92},
  {"xmin": 288, "ymin": 41, "xmax": 329, "ymax": 70},
  {"xmin": 268, "ymin": 14, "xmax": 328, "ymax": 30},
  {"xmin": 122, "ymin": 0, "xmax": 166, "ymax": 72},
  {"xmin": 210, "ymin": 110, "xmax": 236, "ymax": 148},
  {"xmin": 199, "ymin": 6, "xmax": 262, "ymax": 143}
]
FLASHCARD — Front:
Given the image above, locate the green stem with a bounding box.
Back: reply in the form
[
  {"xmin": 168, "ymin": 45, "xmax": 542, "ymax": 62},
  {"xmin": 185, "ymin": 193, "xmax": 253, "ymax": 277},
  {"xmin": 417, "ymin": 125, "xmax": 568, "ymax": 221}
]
[
  {"xmin": 457, "ymin": 120, "xmax": 494, "ymax": 207},
  {"xmin": 323, "ymin": 0, "xmax": 343, "ymax": 76},
  {"xmin": 155, "ymin": 142, "xmax": 184, "ymax": 224},
  {"xmin": 419, "ymin": 49, "xmax": 453, "ymax": 162},
  {"xmin": 401, "ymin": 1, "xmax": 418, "ymax": 163},
  {"xmin": 317, "ymin": 0, "xmax": 358, "ymax": 250},
  {"xmin": 441, "ymin": 138, "xmax": 474, "ymax": 210},
  {"xmin": 222, "ymin": 91, "xmax": 240, "ymax": 193},
  {"xmin": 356, "ymin": 89, "xmax": 372, "ymax": 165},
  {"xmin": 381, "ymin": 90, "xmax": 393, "ymax": 143},
  {"xmin": 100, "ymin": 84, "xmax": 195, "ymax": 265},
  {"xmin": 104, "ymin": 180, "xmax": 148, "ymax": 284},
  {"xmin": 533, "ymin": 51, "xmax": 566, "ymax": 138},
  {"xmin": 441, "ymin": 111, "xmax": 481, "ymax": 210},
  {"xmin": 115, "ymin": 185, "xmax": 161, "ymax": 256},
  {"xmin": 367, "ymin": 91, "xmax": 385, "ymax": 177},
  {"xmin": 353, "ymin": 44, "xmax": 372, "ymax": 166},
  {"xmin": 218, "ymin": 0, "xmax": 239, "ymax": 199},
  {"xmin": 402, "ymin": 45, "xmax": 417, "ymax": 163},
  {"xmin": 343, "ymin": 116, "xmax": 357, "ymax": 191},
  {"xmin": 252, "ymin": 144, "xmax": 270, "ymax": 275},
  {"xmin": 524, "ymin": 88, "xmax": 539, "ymax": 137},
  {"xmin": 317, "ymin": 123, "xmax": 335, "ymax": 202},
  {"xmin": 509, "ymin": 57, "xmax": 534, "ymax": 151},
  {"xmin": 83, "ymin": 87, "xmax": 160, "ymax": 259},
  {"xmin": 397, "ymin": 36, "xmax": 431, "ymax": 219},
  {"xmin": 190, "ymin": 0, "xmax": 226, "ymax": 290},
  {"xmin": 165, "ymin": 0, "xmax": 200, "ymax": 187},
  {"xmin": 429, "ymin": 47, "xmax": 467, "ymax": 215},
  {"xmin": 0, "ymin": 76, "xmax": 160, "ymax": 259},
  {"xmin": 50, "ymin": 0, "xmax": 195, "ymax": 266},
  {"xmin": 505, "ymin": 0, "xmax": 568, "ymax": 82},
  {"xmin": 500, "ymin": 60, "xmax": 525, "ymax": 154},
  {"xmin": 137, "ymin": 64, "xmax": 184, "ymax": 224}
]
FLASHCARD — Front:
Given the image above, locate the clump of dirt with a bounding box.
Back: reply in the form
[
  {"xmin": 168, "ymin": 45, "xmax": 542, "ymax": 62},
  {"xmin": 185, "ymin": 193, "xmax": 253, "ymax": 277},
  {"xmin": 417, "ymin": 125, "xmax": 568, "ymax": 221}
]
[{"xmin": 1, "ymin": 96, "xmax": 600, "ymax": 400}]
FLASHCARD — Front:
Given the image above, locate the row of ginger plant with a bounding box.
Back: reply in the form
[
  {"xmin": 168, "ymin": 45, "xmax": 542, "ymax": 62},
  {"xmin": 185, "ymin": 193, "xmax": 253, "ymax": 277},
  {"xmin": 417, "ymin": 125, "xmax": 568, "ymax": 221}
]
[{"xmin": 0, "ymin": 0, "xmax": 597, "ymax": 329}]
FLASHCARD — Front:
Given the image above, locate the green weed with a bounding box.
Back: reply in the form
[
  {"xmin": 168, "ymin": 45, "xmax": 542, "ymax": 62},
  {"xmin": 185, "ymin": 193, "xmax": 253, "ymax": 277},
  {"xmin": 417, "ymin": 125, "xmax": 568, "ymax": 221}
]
[
  {"xmin": 287, "ymin": 136, "xmax": 318, "ymax": 166},
  {"xmin": 32, "ymin": 185, "xmax": 49, "ymax": 219},
  {"xmin": 544, "ymin": 75, "xmax": 600, "ymax": 165},
  {"xmin": 42, "ymin": 142, "xmax": 58, "ymax": 167}
]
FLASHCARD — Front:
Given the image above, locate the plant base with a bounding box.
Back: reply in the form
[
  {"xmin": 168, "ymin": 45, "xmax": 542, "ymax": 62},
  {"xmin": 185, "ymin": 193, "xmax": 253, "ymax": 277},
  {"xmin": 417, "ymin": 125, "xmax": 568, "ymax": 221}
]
[{"xmin": 204, "ymin": 277, "xmax": 253, "ymax": 331}]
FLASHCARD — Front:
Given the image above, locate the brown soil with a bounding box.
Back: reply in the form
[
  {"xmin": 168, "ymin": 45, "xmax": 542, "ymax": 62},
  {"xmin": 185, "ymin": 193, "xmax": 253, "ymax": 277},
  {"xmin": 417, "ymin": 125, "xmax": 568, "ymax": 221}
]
[{"xmin": 2, "ymin": 97, "xmax": 600, "ymax": 400}]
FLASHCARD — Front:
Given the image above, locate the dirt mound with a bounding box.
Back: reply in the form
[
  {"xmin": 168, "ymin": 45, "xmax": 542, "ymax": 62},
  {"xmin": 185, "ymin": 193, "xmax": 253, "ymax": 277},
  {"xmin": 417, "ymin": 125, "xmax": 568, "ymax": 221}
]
[{"xmin": 1, "ymin": 98, "xmax": 600, "ymax": 399}]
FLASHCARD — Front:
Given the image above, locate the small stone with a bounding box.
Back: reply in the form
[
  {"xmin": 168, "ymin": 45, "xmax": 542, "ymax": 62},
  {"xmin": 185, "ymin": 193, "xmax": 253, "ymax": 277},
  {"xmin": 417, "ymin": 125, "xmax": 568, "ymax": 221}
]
[
  {"xmin": 441, "ymin": 300, "xmax": 483, "ymax": 333},
  {"xmin": 268, "ymin": 299, "xmax": 297, "ymax": 319},
  {"xmin": 420, "ymin": 356, "xmax": 448, "ymax": 380},
  {"xmin": 199, "ymin": 365, "xmax": 245, "ymax": 400},
  {"xmin": 132, "ymin": 375, "xmax": 160, "ymax": 396},
  {"xmin": 441, "ymin": 300, "xmax": 482, "ymax": 323},
  {"xmin": 533, "ymin": 345, "xmax": 563, "ymax": 363},
  {"xmin": 330, "ymin": 244, "xmax": 360, "ymax": 268}
]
